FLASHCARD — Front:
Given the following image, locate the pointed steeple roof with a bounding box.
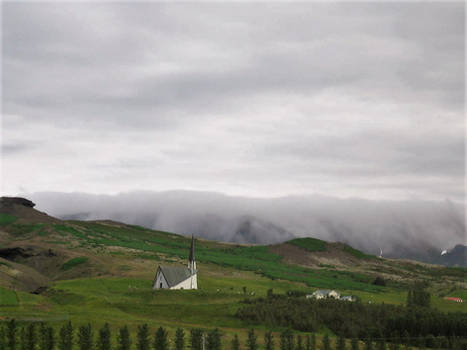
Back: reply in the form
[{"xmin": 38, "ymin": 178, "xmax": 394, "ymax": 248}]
[{"xmin": 189, "ymin": 235, "xmax": 195, "ymax": 262}]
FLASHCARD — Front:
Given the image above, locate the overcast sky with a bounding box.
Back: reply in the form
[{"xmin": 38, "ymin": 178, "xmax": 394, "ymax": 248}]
[{"xmin": 2, "ymin": 2, "xmax": 465, "ymax": 201}]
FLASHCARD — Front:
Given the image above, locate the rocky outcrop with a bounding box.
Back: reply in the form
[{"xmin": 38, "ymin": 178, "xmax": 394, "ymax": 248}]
[
  {"xmin": 0, "ymin": 247, "xmax": 35, "ymax": 260},
  {"xmin": 0, "ymin": 197, "xmax": 36, "ymax": 208},
  {"xmin": 0, "ymin": 196, "xmax": 58, "ymax": 224},
  {"xmin": 0, "ymin": 246, "xmax": 58, "ymax": 261}
]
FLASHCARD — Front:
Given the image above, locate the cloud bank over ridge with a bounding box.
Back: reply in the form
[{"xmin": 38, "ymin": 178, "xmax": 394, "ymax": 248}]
[{"xmin": 28, "ymin": 190, "xmax": 465, "ymax": 262}]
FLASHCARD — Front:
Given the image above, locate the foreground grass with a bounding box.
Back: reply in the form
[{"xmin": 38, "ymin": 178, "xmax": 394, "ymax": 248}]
[
  {"xmin": 0, "ymin": 272, "xmax": 304, "ymax": 326},
  {"xmin": 3, "ymin": 271, "xmax": 464, "ymax": 328}
]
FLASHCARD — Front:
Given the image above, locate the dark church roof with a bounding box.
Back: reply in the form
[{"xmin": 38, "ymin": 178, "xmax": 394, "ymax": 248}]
[
  {"xmin": 155, "ymin": 236, "xmax": 196, "ymax": 288},
  {"xmin": 158, "ymin": 266, "xmax": 192, "ymax": 288}
]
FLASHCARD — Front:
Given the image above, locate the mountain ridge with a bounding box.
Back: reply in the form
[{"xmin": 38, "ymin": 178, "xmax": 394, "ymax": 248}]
[
  {"xmin": 1, "ymin": 196, "xmax": 465, "ymax": 292},
  {"xmin": 25, "ymin": 191, "xmax": 466, "ymax": 267},
  {"xmin": 1, "ymin": 196, "xmax": 466, "ymax": 330}
]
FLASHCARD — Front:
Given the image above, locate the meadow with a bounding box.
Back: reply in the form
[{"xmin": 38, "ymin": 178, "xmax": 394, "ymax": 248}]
[
  {"xmin": 50, "ymin": 222, "xmax": 385, "ymax": 293},
  {"xmin": 0, "ymin": 214, "xmax": 466, "ymax": 343}
]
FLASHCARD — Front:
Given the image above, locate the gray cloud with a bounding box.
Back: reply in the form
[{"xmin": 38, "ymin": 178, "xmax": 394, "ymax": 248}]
[
  {"xmin": 27, "ymin": 190, "xmax": 466, "ymax": 260},
  {"xmin": 1, "ymin": 143, "xmax": 33, "ymax": 155},
  {"xmin": 2, "ymin": 2, "xmax": 465, "ymax": 201}
]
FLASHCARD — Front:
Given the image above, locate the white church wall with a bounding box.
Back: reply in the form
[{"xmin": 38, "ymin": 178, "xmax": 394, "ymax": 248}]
[
  {"xmin": 153, "ymin": 270, "xmax": 170, "ymax": 289},
  {"xmin": 171, "ymin": 273, "xmax": 198, "ymax": 290}
]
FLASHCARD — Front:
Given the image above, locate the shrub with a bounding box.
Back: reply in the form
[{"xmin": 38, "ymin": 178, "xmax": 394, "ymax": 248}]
[
  {"xmin": 322, "ymin": 335, "xmax": 330, "ymax": 350},
  {"xmin": 136, "ymin": 325, "xmax": 149, "ymax": 350},
  {"xmin": 373, "ymin": 277, "xmax": 386, "ymax": 286},
  {"xmin": 265, "ymin": 332, "xmax": 274, "ymax": 350},
  {"xmin": 246, "ymin": 329, "xmax": 257, "ymax": 350},
  {"xmin": 7, "ymin": 319, "xmax": 17, "ymax": 350},
  {"xmin": 153, "ymin": 327, "xmax": 168, "ymax": 350},
  {"xmin": 174, "ymin": 329, "xmax": 184, "ymax": 350},
  {"xmin": 190, "ymin": 329, "xmax": 203, "ymax": 350},
  {"xmin": 97, "ymin": 324, "xmax": 111, "ymax": 350},
  {"xmin": 117, "ymin": 326, "xmax": 130, "ymax": 350},
  {"xmin": 77, "ymin": 324, "xmax": 92, "ymax": 350},
  {"xmin": 206, "ymin": 329, "xmax": 221, "ymax": 350},
  {"xmin": 58, "ymin": 322, "xmax": 73, "ymax": 350},
  {"xmin": 231, "ymin": 335, "xmax": 240, "ymax": 350}
]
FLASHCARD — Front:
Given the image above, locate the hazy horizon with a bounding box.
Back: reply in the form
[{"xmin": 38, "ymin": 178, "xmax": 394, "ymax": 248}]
[{"xmin": 13, "ymin": 188, "xmax": 467, "ymax": 204}]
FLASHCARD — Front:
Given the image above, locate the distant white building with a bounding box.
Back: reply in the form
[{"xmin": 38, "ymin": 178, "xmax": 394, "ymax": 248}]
[
  {"xmin": 340, "ymin": 295, "xmax": 356, "ymax": 302},
  {"xmin": 307, "ymin": 289, "xmax": 340, "ymax": 300},
  {"xmin": 153, "ymin": 235, "xmax": 198, "ymax": 290}
]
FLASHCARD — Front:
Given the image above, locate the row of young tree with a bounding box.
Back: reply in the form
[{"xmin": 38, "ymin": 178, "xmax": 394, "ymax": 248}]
[
  {"xmin": 236, "ymin": 296, "xmax": 467, "ymax": 340},
  {"xmin": 2, "ymin": 320, "xmax": 196, "ymax": 350},
  {"xmin": 0, "ymin": 320, "xmax": 466, "ymax": 350},
  {"xmin": 242, "ymin": 328, "xmax": 467, "ymax": 350}
]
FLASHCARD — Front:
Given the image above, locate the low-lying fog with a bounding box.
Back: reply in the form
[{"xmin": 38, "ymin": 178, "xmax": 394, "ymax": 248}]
[{"xmin": 26, "ymin": 190, "xmax": 465, "ymax": 262}]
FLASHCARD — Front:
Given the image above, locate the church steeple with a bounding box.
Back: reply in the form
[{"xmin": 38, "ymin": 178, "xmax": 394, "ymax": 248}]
[
  {"xmin": 189, "ymin": 234, "xmax": 195, "ymax": 262},
  {"xmin": 188, "ymin": 235, "xmax": 196, "ymax": 275}
]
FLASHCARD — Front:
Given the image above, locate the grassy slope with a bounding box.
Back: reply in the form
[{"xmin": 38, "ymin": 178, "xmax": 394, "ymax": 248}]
[{"xmin": 0, "ymin": 212, "xmax": 466, "ymax": 337}]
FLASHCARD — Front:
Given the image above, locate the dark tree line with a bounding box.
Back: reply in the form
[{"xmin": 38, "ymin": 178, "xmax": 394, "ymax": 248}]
[
  {"xmin": 407, "ymin": 289, "xmax": 430, "ymax": 308},
  {"xmin": 1, "ymin": 320, "xmax": 466, "ymax": 350},
  {"xmin": 236, "ymin": 295, "xmax": 467, "ymax": 343},
  {"xmin": 0, "ymin": 321, "xmax": 223, "ymax": 350}
]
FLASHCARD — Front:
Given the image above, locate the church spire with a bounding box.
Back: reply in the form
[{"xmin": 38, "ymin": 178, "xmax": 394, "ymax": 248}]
[
  {"xmin": 189, "ymin": 235, "xmax": 195, "ymax": 262},
  {"xmin": 188, "ymin": 235, "xmax": 196, "ymax": 277}
]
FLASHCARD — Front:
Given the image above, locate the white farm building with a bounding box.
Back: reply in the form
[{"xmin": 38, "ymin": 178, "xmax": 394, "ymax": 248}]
[
  {"xmin": 153, "ymin": 235, "xmax": 198, "ymax": 290},
  {"xmin": 307, "ymin": 289, "xmax": 340, "ymax": 300}
]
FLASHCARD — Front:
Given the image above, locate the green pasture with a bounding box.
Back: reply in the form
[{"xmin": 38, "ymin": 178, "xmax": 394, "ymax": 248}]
[
  {"xmin": 351, "ymin": 288, "xmax": 467, "ymax": 313},
  {"xmin": 2, "ymin": 274, "xmax": 465, "ymax": 340},
  {"xmin": 0, "ymin": 216, "xmax": 465, "ymax": 338},
  {"xmin": 14, "ymin": 220, "xmax": 462, "ymax": 295},
  {"xmin": 0, "ymin": 287, "xmax": 18, "ymax": 306},
  {"xmin": 0, "ymin": 213, "xmax": 17, "ymax": 226},
  {"xmin": 288, "ymin": 237, "xmax": 327, "ymax": 252},
  {"xmin": 4, "ymin": 222, "xmax": 46, "ymax": 236},
  {"xmin": 61, "ymin": 257, "xmax": 89, "ymax": 271},
  {"xmin": 0, "ymin": 273, "xmax": 310, "ymax": 330},
  {"xmin": 431, "ymin": 295, "xmax": 467, "ymax": 312},
  {"xmin": 342, "ymin": 244, "xmax": 376, "ymax": 260},
  {"xmin": 49, "ymin": 222, "xmax": 383, "ymax": 292}
]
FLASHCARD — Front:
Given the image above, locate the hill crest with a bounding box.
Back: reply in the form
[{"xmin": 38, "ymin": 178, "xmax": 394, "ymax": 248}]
[{"xmin": 0, "ymin": 196, "xmax": 465, "ymax": 296}]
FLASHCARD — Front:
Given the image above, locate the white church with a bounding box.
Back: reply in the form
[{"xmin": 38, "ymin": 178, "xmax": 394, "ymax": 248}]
[{"xmin": 152, "ymin": 235, "xmax": 198, "ymax": 290}]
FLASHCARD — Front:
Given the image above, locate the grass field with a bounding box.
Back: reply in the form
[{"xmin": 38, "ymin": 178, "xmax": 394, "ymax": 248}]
[
  {"xmin": 61, "ymin": 257, "xmax": 89, "ymax": 271},
  {"xmin": 45, "ymin": 222, "xmax": 385, "ymax": 292},
  {"xmin": 2, "ymin": 267, "xmax": 465, "ymax": 326},
  {"xmin": 342, "ymin": 245, "xmax": 376, "ymax": 260},
  {"xmin": 0, "ymin": 265, "xmax": 310, "ymax": 325},
  {"xmin": 0, "ymin": 287, "xmax": 18, "ymax": 306},
  {"xmin": 288, "ymin": 238, "xmax": 328, "ymax": 252},
  {"xmin": 0, "ymin": 278, "xmax": 360, "ymax": 350},
  {"xmin": 0, "ymin": 213, "xmax": 17, "ymax": 226},
  {"xmin": 0, "ymin": 212, "xmax": 465, "ymax": 341}
]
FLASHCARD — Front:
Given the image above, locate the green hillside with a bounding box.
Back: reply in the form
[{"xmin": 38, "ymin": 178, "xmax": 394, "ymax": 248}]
[{"xmin": 0, "ymin": 198, "xmax": 466, "ymax": 341}]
